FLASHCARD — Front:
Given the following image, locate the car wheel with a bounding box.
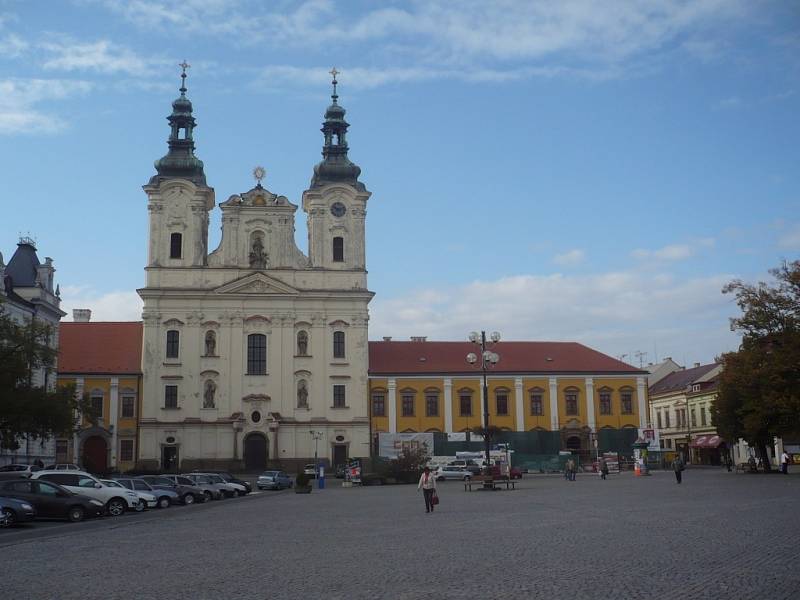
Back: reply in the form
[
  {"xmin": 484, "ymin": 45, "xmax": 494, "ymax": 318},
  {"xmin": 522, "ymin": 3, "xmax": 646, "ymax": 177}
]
[
  {"xmin": 183, "ymin": 493, "xmax": 195, "ymax": 505},
  {"xmin": 203, "ymin": 490, "xmax": 212, "ymax": 502},
  {"xmin": 68, "ymin": 506, "xmax": 85, "ymax": 522},
  {"xmin": 158, "ymin": 496, "xmax": 171, "ymax": 509},
  {"xmin": 1, "ymin": 508, "xmax": 16, "ymax": 528},
  {"xmin": 233, "ymin": 489, "xmax": 241, "ymax": 497},
  {"xmin": 107, "ymin": 498, "xmax": 125, "ymax": 517},
  {"xmin": 134, "ymin": 499, "xmax": 146, "ymax": 513}
]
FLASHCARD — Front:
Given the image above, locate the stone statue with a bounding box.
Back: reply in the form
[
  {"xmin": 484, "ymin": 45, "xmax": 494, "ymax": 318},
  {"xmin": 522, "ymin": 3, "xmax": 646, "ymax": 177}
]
[
  {"xmin": 203, "ymin": 380, "xmax": 216, "ymax": 409},
  {"xmin": 297, "ymin": 331, "xmax": 308, "ymax": 356},
  {"xmin": 249, "ymin": 234, "xmax": 268, "ymax": 269},
  {"xmin": 205, "ymin": 330, "xmax": 216, "ymax": 356},
  {"xmin": 297, "ymin": 380, "xmax": 308, "ymax": 408}
]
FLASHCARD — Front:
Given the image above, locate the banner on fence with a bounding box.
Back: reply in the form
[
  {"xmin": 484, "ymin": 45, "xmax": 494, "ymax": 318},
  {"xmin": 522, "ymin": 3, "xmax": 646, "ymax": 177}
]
[{"xmin": 378, "ymin": 433, "xmax": 434, "ymax": 459}]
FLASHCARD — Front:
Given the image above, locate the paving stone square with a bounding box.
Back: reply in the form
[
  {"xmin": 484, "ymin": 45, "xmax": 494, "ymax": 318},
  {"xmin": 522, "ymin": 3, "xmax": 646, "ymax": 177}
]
[{"xmin": 2, "ymin": 468, "xmax": 798, "ymax": 599}]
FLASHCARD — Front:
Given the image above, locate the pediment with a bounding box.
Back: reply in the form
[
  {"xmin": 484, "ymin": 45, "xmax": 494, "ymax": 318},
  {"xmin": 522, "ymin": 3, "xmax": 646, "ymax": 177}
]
[{"xmin": 215, "ymin": 273, "xmax": 299, "ymax": 296}]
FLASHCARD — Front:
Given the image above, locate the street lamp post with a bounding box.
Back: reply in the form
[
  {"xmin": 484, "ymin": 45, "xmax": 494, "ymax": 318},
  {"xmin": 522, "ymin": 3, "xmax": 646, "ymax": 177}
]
[
  {"xmin": 309, "ymin": 430, "xmax": 324, "ymax": 480},
  {"xmin": 466, "ymin": 330, "xmax": 501, "ymax": 482}
]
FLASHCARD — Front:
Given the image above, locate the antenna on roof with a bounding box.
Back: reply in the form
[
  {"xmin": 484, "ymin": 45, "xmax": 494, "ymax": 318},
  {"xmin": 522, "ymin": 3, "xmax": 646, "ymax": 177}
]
[{"xmin": 634, "ymin": 350, "xmax": 647, "ymax": 368}]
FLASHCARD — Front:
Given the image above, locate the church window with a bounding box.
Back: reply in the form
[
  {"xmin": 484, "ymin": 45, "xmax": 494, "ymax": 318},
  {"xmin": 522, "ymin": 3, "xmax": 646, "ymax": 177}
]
[
  {"xmin": 372, "ymin": 393, "xmax": 385, "ymax": 416},
  {"xmin": 459, "ymin": 393, "xmax": 472, "ymax": 417},
  {"xmin": 164, "ymin": 385, "xmax": 178, "ymax": 409},
  {"xmin": 530, "ymin": 390, "xmax": 544, "ymax": 416},
  {"xmin": 425, "ymin": 392, "xmax": 439, "ymax": 417},
  {"xmin": 333, "ymin": 384, "xmax": 346, "ymax": 408},
  {"xmin": 297, "ymin": 330, "xmax": 309, "ymax": 356},
  {"xmin": 565, "ymin": 388, "xmax": 579, "ymax": 416},
  {"xmin": 599, "ymin": 390, "xmax": 612, "ymax": 415},
  {"xmin": 166, "ymin": 330, "xmax": 180, "ymax": 359},
  {"xmin": 169, "ymin": 233, "xmax": 182, "ymax": 259},
  {"xmin": 495, "ymin": 392, "xmax": 509, "ymax": 416},
  {"xmin": 247, "ymin": 334, "xmax": 267, "ymax": 375},
  {"xmin": 333, "ymin": 237, "xmax": 344, "ymax": 262},
  {"xmin": 333, "ymin": 331, "xmax": 345, "ymax": 358},
  {"xmin": 119, "ymin": 439, "xmax": 134, "ymax": 462},
  {"xmin": 121, "ymin": 394, "xmax": 135, "ymax": 419},
  {"xmin": 90, "ymin": 391, "xmax": 104, "ymax": 418},
  {"xmin": 401, "ymin": 393, "xmax": 415, "ymax": 417},
  {"xmin": 621, "ymin": 390, "xmax": 633, "ymax": 415}
]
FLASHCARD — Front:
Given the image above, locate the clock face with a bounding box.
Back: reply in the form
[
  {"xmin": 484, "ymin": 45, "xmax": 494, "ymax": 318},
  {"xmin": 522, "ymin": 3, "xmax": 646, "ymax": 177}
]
[{"xmin": 330, "ymin": 202, "xmax": 347, "ymax": 217}]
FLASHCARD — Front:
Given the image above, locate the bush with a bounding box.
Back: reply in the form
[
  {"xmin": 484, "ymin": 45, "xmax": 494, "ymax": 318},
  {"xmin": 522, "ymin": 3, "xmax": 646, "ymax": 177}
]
[{"xmin": 295, "ymin": 471, "xmax": 310, "ymax": 487}]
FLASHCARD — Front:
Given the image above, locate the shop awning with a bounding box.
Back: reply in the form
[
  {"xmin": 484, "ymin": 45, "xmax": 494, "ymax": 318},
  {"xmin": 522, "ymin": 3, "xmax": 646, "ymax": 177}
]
[{"xmin": 690, "ymin": 434, "xmax": 724, "ymax": 448}]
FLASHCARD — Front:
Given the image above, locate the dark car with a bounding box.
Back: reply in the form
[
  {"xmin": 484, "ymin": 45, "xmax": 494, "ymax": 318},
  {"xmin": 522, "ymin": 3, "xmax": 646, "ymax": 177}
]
[
  {"xmin": 194, "ymin": 470, "xmax": 251, "ymax": 494},
  {"xmin": 490, "ymin": 465, "xmax": 523, "ymax": 480},
  {"xmin": 0, "ymin": 479, "xmax": 105, "ymax": 522},
  {"xmin": 0, "ymin": 495, "xmax": 36, "ymax": 527},
  {"xmin": 163, "ymin": 474, "xmax": 218, "ymax": 502},
  {"xmin": 140, "ymin": 475, "xmax": 206, "ymax": 505},
  {"xmin": 0, "ymin": 464, "xmax": 42, "ymax": 480}
]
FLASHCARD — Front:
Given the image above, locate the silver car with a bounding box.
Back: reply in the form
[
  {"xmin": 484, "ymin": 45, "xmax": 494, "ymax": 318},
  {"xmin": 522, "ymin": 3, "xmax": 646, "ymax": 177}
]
[
  {"xmin": 435, "ymin": 466, "xmax": 472, "ymax": 481},
  {"xmin": 185, "ymin": 474, "xmax": 230, "ymax": 499},
  {"xmin": 194, "ymin": 473, "xmax": 246, "ymax": 497},
  {"xmin": 257, "ymin": 471, "xmax": 293, "ymax": 490}
]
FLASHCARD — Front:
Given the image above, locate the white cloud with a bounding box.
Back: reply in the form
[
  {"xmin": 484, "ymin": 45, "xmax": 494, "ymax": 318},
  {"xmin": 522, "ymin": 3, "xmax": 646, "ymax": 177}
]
[
  {"xmin": 41, "ymin": 38, "xmax": 161, "ymax": 75},
  {"xmin": 370, "ymin": 270, "xmax": 739, "ymax": 364},
  {"xmin": 60, "ymin": 285, "xmax": 143, "ymax": 321},
  {"xmin": 553, "ymin": 249, "xmax": 585, "ymax": 266},
  {"xmin": 632, "ymin": 244, "xmax": 693, "ymax": 261},
  {"xmin": 0, "ymin": 78, "xmax": 92, "ymax": 135},
  {"xmin": 777, "ymin": 223, "xmax": 800, "ymax": 250},
  {"xmin": 0, "ymin": 33, "xmax": 28, "ymax": 57}
]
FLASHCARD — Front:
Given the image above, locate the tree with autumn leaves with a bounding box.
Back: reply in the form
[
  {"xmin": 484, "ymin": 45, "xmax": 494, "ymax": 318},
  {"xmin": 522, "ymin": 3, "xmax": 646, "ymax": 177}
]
[{"xmin": 713, "ymin": 260, "xmax": 800, "ymax": 470}]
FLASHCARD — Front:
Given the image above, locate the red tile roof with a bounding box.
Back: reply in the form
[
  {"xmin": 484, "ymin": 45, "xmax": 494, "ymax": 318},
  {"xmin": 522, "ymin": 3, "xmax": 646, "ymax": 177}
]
[
  {"xmin": 58, "ymin": 322, "xmax": 143, "ymax": 374},
  {"xmin": 368, "ymin": 341, "xmax": 644, "ymax": 375}
]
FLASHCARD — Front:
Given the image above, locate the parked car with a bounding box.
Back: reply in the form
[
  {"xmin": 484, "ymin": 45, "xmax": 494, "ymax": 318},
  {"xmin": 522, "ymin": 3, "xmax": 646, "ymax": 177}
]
[
  {"xmin": 101, "ymin": 479, "xmax": 153, "ymax": 511},
  {"xmin": 0, "ymin": 495, "xmax": 36, "ymax": 527},
  {"xmin": 43, "ymin": 464, "xmax": 80, "ymax": 471},
  {"xmin": 435, "ymin": 466, "xmax": 472, "ymax": 481},
  {"xmin": 303, "ymin": 464, "xmax": 318, "ymax": 478},
  {"xmin": 185, "ymin": 474, "xmax": 229, "ymax": 499},
  {"xmin": 32, "ymin": 470, "xmax": 139, "ymax": 516},
  {"xmin": 140, "ymin": 475, "xmax": 206, "ymax": 505},
  {"xmin": 489, "ymin": 465, "xmax": 523, "ymax": 480},
  {"xmin": 257, "ymin": 471, "xmax": 293, "ymax": 490},
  {"xmin": 0, "ymin": 464, "xmax": 42, "ymax": 480},
  {"xmin": 193, "ymin": 473, "xmax": 245, "ymax": 497},
  {"xmin": 0, "ymin": 479, "xmax": 105, "ymax": 522},
  {"xmin": 164, "ymin": 474, "xmax": 218, "ymax": 502},
  {"xmin": 193, "ymin": 470, "xmax": 252, "ymax": 494},
  {"xmin": 115, "ymin": 478, "xmax": 177, "ymax": 509}
]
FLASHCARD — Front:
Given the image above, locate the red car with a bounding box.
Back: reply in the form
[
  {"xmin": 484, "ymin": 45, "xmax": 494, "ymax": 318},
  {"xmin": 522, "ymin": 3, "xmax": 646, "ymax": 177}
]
[{"xmin": 490, "ymin": 466, "xmax": 523, "ymax": 480}]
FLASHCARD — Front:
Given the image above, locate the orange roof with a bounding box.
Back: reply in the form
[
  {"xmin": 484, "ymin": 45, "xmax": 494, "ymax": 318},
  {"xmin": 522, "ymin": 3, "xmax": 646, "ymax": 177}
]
[
  {"xmin": 58, "ymin": 322, "xmax": 143, "ymax": 374},
  {"xmin": 368, "ymin": 341, "xmax": 643, "ymax": 376}
]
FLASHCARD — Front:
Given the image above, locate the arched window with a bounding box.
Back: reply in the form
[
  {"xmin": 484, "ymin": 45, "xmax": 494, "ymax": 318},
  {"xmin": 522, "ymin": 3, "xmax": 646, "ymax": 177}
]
[
  {"xmin": 169, "ymin": 233, "xmax": 182, "ymax": 259},
  {"xmin": 333, "ymin": 331, "xmax": 345, "ymax": 358},
  {"xmin": 166, "ymin": 330, "xmax": 180, "ymax": 359},
  {"xmin": 620, "ymin": 387, "xmax": 634, "ymax": 415},
  {"xmin": 89, "ymin": 389, "xmax": 104, "ymax": 418},
  {"xmin": 371, "ymin": 390, "xmax": 386, "ymax": 416},
  {"xmin": 425, "ymin": 389, "xmax": 439, "ymax": 417},
  {"xmin": 247, "ymin": 334, "xmax": 267, "ymax": 375},
  {"xmin": 332, "ymin": 236, "xmax": 344, "ymax": 262},
  {"xmin": 297, "ymin": 330, "xmax": 309, "ymax": 356}
]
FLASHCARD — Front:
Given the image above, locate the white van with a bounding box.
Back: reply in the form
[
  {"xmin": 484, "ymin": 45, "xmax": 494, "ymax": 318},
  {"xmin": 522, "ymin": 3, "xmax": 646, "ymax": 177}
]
[{"xmin": 32, "ymin": 470, "xmax": 139, "ymax": 516}]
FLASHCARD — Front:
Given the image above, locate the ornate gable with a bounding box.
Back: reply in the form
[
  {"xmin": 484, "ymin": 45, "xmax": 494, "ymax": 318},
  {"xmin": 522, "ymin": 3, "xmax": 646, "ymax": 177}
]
[{"xmin": 215, "ymin": 272, "xmax": 299, "ymax": 296}]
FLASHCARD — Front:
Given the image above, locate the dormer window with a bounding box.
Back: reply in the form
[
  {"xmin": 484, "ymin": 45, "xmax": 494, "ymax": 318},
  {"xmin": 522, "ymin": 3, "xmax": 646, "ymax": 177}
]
[{"xmin": 170, "ymin": 233, "xmax": 182, "ymax": 259}]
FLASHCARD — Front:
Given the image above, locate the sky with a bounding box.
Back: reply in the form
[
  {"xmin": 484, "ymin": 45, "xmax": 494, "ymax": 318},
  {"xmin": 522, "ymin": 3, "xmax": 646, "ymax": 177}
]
[{"xmin": 1, "ymin": 0, "xmax": 798, "ymax": 368}]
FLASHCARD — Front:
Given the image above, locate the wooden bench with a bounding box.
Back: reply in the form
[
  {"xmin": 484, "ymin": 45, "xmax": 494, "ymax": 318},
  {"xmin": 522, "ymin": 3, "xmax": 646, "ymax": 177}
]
[{"xmin": 464, "ymin": 477, "xmax": 516, "ymax": 491}]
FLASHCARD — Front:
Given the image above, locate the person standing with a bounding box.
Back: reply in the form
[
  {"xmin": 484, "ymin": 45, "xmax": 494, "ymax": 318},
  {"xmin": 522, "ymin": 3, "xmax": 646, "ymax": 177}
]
[
  {"xmin": 781, "ymin": 450, "xmax": 790, "ymax": 475},
  {"xmin": 417, "ymin": 466, "xmax": 437, "ymax": 513},
  {"xmin": 672, "ymin": 455, "xmax": 684, "ymax": 484},
  {"xmin": 599, "ymin": 458, "xmax": 609, "ymax": 480},
  {"xmin": 566, "ymin": 458, "xmax": 576, "ymax": 481}
]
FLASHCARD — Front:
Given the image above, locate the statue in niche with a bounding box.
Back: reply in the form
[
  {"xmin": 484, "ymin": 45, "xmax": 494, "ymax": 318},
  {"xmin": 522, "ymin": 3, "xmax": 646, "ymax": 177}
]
[
  {"xmin": 204, "ymin": 330, "xmax": 216, "ymax": 356},
  {"xmin": 297, "ymin": 331, "xmax": 308, "ymax": 356},
  {"xmin": 249, "ymin": 233, "xmax": 268, "ymax": 269},
  {"xmin": 297, "ymin": 380, "xmax": 308, "ymax": 408},
  {"xmin": 203, "ymin": 380, "xmax": 216, "ymax": 409}
]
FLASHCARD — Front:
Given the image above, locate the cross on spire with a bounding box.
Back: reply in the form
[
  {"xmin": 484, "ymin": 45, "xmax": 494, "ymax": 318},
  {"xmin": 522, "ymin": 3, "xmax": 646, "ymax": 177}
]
[
  {"xmin": 179, "ymin": 60, "xmax": 190, "ymax": 94},
  {"xmin": 329, "ymin": 66, "xmax": 339, "ymax": 103}
]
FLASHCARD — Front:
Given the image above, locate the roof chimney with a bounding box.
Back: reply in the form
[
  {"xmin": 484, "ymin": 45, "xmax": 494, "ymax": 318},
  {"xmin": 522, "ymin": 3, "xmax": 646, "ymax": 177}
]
[
  {"xmin": 410, "ymin": 336, "xmax": 427, "ymax": 342},
  {"xmin": 382, "ymin": 336, "xmax": 392, "ymax": 342},
  {"xmin": 73, "ymin": 309, "xmax": 92, "ymax": 322}
]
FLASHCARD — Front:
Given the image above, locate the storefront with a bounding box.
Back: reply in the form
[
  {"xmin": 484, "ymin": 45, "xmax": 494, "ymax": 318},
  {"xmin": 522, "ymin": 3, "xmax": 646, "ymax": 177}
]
[{"xmin": 690, "ymin": 434, "xmax": 726, "ymax": 466}]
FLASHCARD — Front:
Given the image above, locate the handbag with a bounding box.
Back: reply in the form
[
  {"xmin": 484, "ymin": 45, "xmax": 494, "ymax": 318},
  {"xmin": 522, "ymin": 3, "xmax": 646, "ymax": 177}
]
[{"xmin": 431, "ymin": 492, "xmax": 439, "ymax": 506}]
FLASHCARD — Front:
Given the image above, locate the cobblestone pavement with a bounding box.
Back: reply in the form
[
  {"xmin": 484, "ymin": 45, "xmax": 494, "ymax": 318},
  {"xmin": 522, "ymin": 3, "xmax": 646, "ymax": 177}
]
[{"xmin": 3, "ymin": 468, "xmax": 799, "ymax": 599}]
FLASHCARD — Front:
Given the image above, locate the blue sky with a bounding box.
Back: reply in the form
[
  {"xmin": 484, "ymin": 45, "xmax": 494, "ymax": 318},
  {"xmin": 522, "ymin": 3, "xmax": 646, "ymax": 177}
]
[{"xmin": 1, "ymin": 0, "xmax": 798, "ymax": 367}]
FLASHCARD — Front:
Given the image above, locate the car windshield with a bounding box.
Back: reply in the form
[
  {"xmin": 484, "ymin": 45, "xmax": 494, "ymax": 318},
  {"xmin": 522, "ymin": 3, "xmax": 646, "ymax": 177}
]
[
  {"xmin": 176, "ymin": 476, "xmax": 193, "ymax": 485},
  {"xmin": 261, "ymin": 471, "xmax": 278, "ymax": 477},
  {"xmin": 102, "ymin": 480, "xmax": 122, "ymax": 488},
  {"xmin": 207, "ymin": 475, "xmax": 224, "ymax": 483},
  {"xmin": 149, "ymin": 477, "xmax": 174, "ymax": 485},
  {"xmin": 193, "ymin": 475, "xmax": 212, "ymax": 484}
]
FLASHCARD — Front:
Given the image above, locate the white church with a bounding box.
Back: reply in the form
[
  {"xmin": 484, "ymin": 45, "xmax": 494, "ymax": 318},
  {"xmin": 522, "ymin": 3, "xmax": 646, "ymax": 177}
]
[{"xmin": 137, "ymin": 67, "xmax": 373, "ymax": 472}]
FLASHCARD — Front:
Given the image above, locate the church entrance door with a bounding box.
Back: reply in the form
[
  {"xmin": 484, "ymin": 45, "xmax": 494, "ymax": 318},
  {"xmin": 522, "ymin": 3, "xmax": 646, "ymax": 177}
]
[
  {"xmin": 244, "ymin": 433, "xmax": 268, "ymax": 471},
  {"xmin": 333, "ymin": 444, "xmax": 348, "ymax": 468},
  {"xmin": 161, "ymin": 445, "xmax": 179, "ymax": 473},
  {"xmin": 83, "ymin": 436, "xmax": 108, "ymax": 474}
]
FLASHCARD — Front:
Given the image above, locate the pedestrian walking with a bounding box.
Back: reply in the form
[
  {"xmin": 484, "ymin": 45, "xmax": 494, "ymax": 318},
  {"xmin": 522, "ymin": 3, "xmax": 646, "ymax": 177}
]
[
  {"xmin": 566, "ymin": 458, "xmax": 576, "ymax": 481},
  {"xmin": 599, "ymin": 458, "xmax": 609, "ymax": 480},
  {"xmin": 417, "ymin": 466, "xmax": 437, "ymax": 513},
  {"xmin": 781, "ymin": 450, "xmax": 790, "ymax": 475},
  {"xmin": 671, "ymin": 455, "xmax": 684, "ymax": 484}
]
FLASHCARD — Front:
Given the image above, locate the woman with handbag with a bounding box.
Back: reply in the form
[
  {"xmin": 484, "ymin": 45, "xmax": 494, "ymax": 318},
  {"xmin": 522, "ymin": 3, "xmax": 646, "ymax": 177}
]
[{"xmin": 417, "ymin": 466, "xmax": 438, "ymax": 513}]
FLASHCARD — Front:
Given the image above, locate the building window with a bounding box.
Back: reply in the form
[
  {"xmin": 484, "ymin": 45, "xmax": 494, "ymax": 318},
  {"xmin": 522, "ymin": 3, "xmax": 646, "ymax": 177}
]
[
  {"xmin": 401, "ymin": 393, "xmax": 415, "ymax": 417},
  {"xmin": 666, "ymin": 438, "xmax": 673, "ymax": 449},
  {"xmin": 425, "ymin": 393, "xmax": 439, "ymax": 417},
  {"xmin": 121, "ymin": 395, "xmax": 135, "ymax": 418},
  {"xmin": 372, "ymin": 393, "xmax": 385, "ymax": 417},
  {"xmin": 247, "ymin": 333, "xmax": 267, "ymax": 375},
  {"xmin": 119, "ymin": 439, "xmax": 134, "ymax": 462},
  {"xmin": 657, "ymin": 411, "xmax": 663, "ymax": 430},
  {"xmin": 332, "ymin": 236, "xmax": 344, "ymax": 262},
  {"xmin": 620, "ymin": 391, "xmax": 633, "ymax": 415},
  {"xmin": 297, "ymin": 330, "xmax": 309, "ymax": 356},
  {"xmin": 700, "ymin": 406, "xmax": 707, "ymax": 426},
  {"xmin": 333, "ymin": 331, "xmax": 345, "ymax": 358},
  {"xmin": 333, "ymin": 384, "xmax": 346, "ymax": 408},
  {"xmin": 599, "ymin": 390, "xmax": 612, "ymax": 415},
  {"xmin": 665, "ymin": 410, "xmax": 671, "ymax": 428},
  {"xmin": 166, "ymin": 330, "xmax": 180, "ymax": 359},
  {"xmin": 691, "ymin": 408, "xmax": 697, "ymax": 428},
  {"xmin": 459, "ymin": 393, "xmax": 472, "ymax": 417},
  {"xmin": 90, "ymin": 391, "xmax": 103, "ymax": 418},
  {"xmin": 530, "ymin": 391, "xmax": 544, "ymax": 416},
  {"xmin": 495, "ymin": 392, "xmax": 509, "ymax": 416},
  {"xmin": 565, "ymin": 389, "xmax": 579, "ymax": 416},
  {"xmin": 169, "ymin": 232, "xmax": 182, "ymax": 259},
  {"xmin": 164, "ymin": 385, "xmax": 178, "ymax": 409},
  {"xmin": 55, "ymin": 439, "xmax": 68, "ymax": 461}
]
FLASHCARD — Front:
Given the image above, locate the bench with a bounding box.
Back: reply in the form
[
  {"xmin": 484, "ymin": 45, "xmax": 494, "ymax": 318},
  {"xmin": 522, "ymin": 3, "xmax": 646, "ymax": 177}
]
[
  {"xmin": 735, "ymin": 462, "xmax": 758, "ymax": 473},
  {"xmin": 464, "ymin": 477, "xmax": 516, "ymax": 491}
]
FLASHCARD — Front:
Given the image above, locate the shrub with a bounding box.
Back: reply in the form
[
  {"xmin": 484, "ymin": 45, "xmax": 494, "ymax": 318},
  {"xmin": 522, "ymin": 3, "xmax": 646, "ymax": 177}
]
[{"xmin": 295, "ymin": 471, "xmax": 310, "ymax": 487}]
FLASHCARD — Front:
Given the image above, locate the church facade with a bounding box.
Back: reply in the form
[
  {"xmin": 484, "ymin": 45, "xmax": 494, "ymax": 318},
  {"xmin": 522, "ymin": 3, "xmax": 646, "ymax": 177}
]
[{"xmin": 137, "ymin": 69, "xmax": 373, "ymax": 472}]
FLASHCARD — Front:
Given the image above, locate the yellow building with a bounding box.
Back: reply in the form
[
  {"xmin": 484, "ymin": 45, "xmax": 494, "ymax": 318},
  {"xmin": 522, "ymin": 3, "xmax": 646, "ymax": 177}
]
[
  {"xmin": 369, "ymin": 339, "xmax": 648, "ymax": 459},
  {"xmin": 57, "ymin": 318, "xmax": 143, "ymax": 473}
]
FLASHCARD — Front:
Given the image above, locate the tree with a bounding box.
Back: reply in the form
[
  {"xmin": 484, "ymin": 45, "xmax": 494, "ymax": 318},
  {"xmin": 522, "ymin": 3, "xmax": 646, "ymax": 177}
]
[
  {"xmin": 712, "ymin": 260, "xmax": 800, "ymax": 471},
  {"xmin": 0, "ymin": 302, "xmax": 91, "ymax": 452}
]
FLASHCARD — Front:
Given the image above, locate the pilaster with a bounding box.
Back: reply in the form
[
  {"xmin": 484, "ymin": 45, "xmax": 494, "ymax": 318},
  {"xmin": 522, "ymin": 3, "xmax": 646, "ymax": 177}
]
[
  {"xmin": 637, "ymin": 376, "xmax": 647, "ymax": 428},
  {"xmin": 444, "ymin": 378, "xmax": 453, "ymax": 433},
  {"xmin": 549, "ymin": 377, "xmax": 559, "ymax": 431},
  {"xmin": 110, "ymin": 377, "xmax": 119, "ymax": 467},
  {"xmin": 388, "ymin": 378, "xmax": 397, "ymax": 434},
  {"xmin": 514, "ymin": 377, "xmax": 525, "ymax": 432},
  {"xmin": 585, "ymin": 377, "xmax": 595, "ymax": 432}
]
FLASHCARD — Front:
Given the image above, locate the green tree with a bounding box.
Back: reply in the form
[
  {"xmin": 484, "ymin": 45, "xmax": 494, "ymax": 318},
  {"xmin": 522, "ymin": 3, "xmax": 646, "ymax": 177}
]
[
  {"xmin": 0, "ymin": 302, "xmax": 91, "ymax": 451},
  {"xmin": 712, "ymin": 260, "xmax": 800, "ymax": 471}
]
